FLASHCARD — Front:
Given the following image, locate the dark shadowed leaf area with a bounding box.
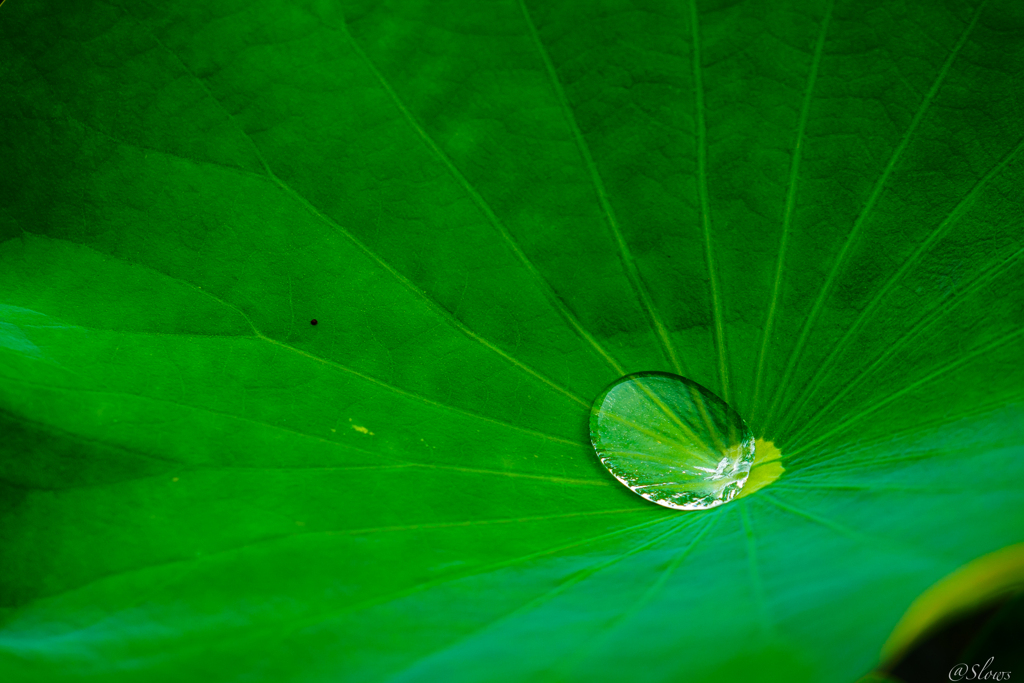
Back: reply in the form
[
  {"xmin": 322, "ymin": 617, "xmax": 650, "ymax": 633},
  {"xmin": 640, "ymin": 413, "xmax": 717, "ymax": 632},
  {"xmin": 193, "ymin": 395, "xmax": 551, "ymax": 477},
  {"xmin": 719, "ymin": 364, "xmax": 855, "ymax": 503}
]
[
  {"xmin": 885, "ymin": 590, "xmax": 1024, "ymax": 683},
  {"xmin": 1, "ymin": 0, "xmax": 1023, "ymax": 681}
]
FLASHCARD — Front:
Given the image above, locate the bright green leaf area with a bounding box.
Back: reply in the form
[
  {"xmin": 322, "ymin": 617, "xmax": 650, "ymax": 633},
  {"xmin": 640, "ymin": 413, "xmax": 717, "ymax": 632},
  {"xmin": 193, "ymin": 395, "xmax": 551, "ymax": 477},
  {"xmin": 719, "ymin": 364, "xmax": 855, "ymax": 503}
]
[{"xmin": 1, "ymin": 0, "xmax": 1022, "ymax": 681}]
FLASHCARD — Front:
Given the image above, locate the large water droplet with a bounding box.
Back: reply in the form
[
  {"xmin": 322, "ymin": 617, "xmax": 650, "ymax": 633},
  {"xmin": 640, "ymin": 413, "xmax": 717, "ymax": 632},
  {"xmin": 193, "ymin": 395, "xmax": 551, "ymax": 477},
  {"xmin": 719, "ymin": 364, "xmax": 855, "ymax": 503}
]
[{"xmin": 590, "ymin": 372, "xmax": 755, "ymax": 510}]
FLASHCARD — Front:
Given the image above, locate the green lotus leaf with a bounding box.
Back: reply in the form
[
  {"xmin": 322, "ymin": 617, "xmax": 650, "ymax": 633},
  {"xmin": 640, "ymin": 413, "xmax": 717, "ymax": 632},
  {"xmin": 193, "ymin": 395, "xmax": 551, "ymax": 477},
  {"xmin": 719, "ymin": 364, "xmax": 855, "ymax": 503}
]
[{"xmin": 1, "ymin": 0, "xmax": 1022, "ymax": 681}]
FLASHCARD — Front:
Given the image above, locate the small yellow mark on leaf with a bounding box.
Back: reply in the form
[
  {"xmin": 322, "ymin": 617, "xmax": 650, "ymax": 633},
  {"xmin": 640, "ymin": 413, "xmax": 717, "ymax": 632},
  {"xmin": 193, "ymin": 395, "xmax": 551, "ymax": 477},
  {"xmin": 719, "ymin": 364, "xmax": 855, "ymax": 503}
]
[
  {"xmin": 172, "ymin": 477, "xmax": 179, "ymax": 482},
  {"xmin": 352, "ymin": 425, "xmax": 374, "ymax": 435},
  {"xmin": 736, "ymin": 438, "xmax": 783, "ymax": 500}
]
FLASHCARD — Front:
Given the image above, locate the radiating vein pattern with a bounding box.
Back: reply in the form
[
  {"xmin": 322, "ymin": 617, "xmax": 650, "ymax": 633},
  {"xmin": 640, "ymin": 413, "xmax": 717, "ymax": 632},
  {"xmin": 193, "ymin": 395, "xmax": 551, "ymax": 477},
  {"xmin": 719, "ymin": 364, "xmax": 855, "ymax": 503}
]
[
  {"xmin": 764, "ymin": 0, "xmax": 991, "ymax": 433},
  {"xmin": 517, "ymin": 0, "xmax": 684, "ymax": 376},
  {"xmin": 331, "ymin": 10, "xmax": 627, "ymax": 377},
  {"xmin": 750, "ymin": 0, "xmax": 834, "ymax": 429},
  {"xmin": 688, "ymin": 0, "xmax": 730, "ymax": 403},
  {"xmin": 787, "ymin": 242, "xmax": 1024, "ymax": 448},
  {"xmin": 776, "ymin": 135, "xmax": 1024, "ymax": 438},
  {"xmin": 2, "ymin": 0, "xmax": 1024, "ymax": 681}
]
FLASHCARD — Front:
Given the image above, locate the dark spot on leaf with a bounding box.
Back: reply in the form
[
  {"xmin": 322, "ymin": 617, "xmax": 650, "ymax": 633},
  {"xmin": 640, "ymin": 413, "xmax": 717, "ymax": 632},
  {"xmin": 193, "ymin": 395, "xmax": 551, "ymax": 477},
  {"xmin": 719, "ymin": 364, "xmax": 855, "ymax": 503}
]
[{"xmin": 310, "ymin": 319, "xmax": 318, "ymax": 326}]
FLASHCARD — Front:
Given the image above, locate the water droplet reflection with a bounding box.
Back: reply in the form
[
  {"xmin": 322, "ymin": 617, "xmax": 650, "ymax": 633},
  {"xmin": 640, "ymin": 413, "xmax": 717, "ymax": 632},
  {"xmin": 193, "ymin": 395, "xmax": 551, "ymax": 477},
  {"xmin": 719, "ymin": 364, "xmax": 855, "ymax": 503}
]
[{"xmin": 590, "ymin": 372, "xmax": 755, "ymax": 510}]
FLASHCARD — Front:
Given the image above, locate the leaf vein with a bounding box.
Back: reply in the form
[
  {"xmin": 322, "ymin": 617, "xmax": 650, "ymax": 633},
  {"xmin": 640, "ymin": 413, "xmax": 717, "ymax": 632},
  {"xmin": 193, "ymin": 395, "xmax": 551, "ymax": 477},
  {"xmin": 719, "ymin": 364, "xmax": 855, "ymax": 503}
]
[
  {"xmin": 790, "ymin": 324, "xmax": 1024, "ymax": 460},
  {"xmin": 517, "ymin": 0, "xmax": 683, "ymax": 374},
  {"xmin": 787, "ymin": 242, "xmax": 1024, "ymax": 448},
  {"xmin": 333, "ymin": 14, "xmax": 626, "ymax": 377},
  {"xmin": 136, "ymin": 12, "xmax": 590, "ymax": 410},
  {"xmin": 777, "ymin": 134, "xmax": 1024, "ymax": 437},
  {"xmin": 763, "ymin": 0, "xmax": 990, "ymax": 431},
  {"xmin": 689, "ymin": 0, "xmax": 730, "ymax": 401},
  {"xmin": 750, "ymin": 0, "xmax": 833, "ymax": 427}
]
